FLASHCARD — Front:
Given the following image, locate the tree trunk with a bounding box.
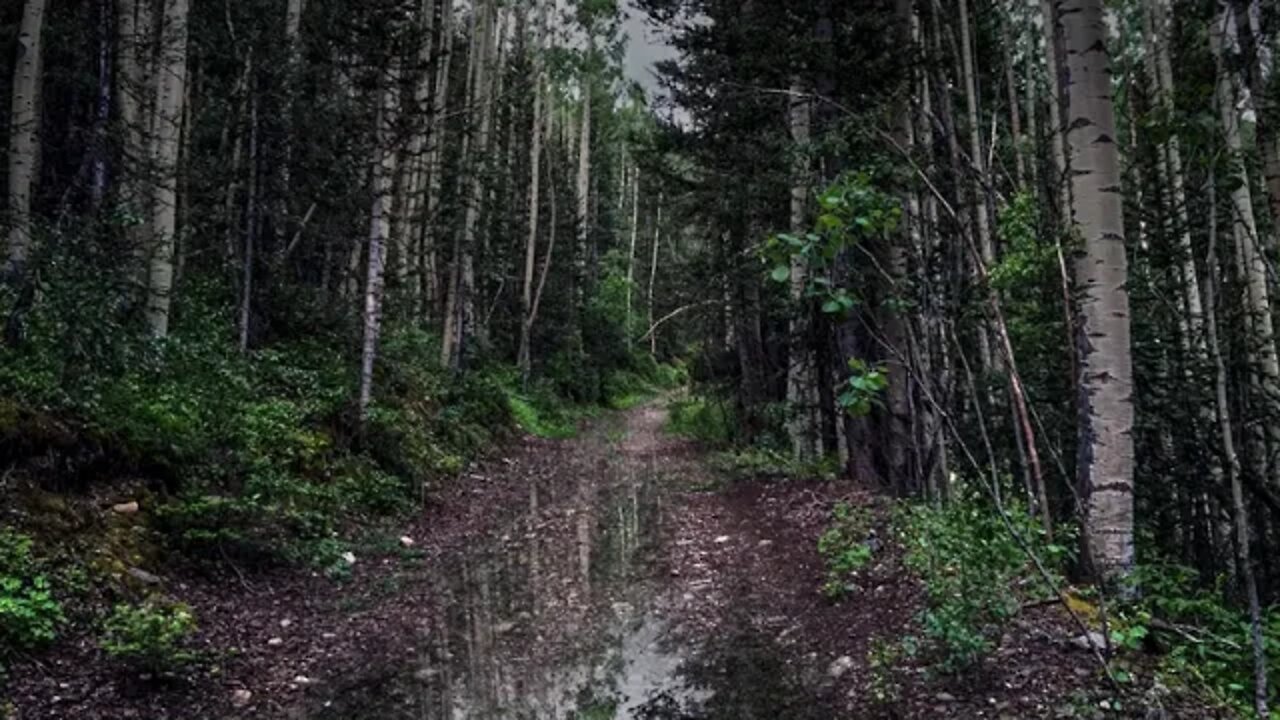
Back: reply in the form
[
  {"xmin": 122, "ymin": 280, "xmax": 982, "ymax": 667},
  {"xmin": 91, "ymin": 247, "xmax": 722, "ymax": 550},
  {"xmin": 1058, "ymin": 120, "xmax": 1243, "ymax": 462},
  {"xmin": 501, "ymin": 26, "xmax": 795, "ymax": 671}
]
[
  {"xmin": 958, "ymin": 0, "xmax": 995, "ymax": 370},
  {"xmin": 999, "ymin": 5, "xmax": 1025, "ymax": 188},
  {"xmin": 1203, "ymin": 169, "xmax": 1271, "ymax": 720},
  {"xmin": 145, "ymin": 0, "xmax": 191, "ymax": 337},
  {"xmin": 90, "ymin": 0, "xmax": 112, "ymax": 208},
  {"xmin": 441, "ymin": 1, "xmax": 486, "ymax": 369},
  {"xmin": 359, "ymin": 70, "xmax": 399, "ymax": 421},
  {"xmin": 518, "ymin": 0, "xmax": 547, "ymax": 379},
  {"xmin": 116, "ymin": 0, "xmax": 155, "ymax": 287},
  {"xmin": 276, "ymin": 0, "xmax": 305, "ymax": 263},
  {"xmin": 239, "ymin": 93, "xmax": 260, "ymax": 352},
  {"xmin": 5, "ymin": 0, "xmax": 48, "ymax": 281},
  {"xmin": 574, "ymin": 80, "xmax": 593, "ymax": 320},
  {"xmin": 648, "ymin": 196, "xmax": 662, "ymax": 358},
  {"xmin": 625, "ymin": 165, "xmax": 640, "ymax": 348},
  {"xmin": 1060, "ymin": 0, "xmax": 1135, "ymax": 583},
  {"xmin": 1213, "ymin": 7, "xmax": 1280, "ymax": 498},
  {"xmin": 422, "ymin": 0, "xmax": 454, "ymax": 320},
  {"xmin": 787, "ymin": 81, "xmax": 816, "ymax": 462}
]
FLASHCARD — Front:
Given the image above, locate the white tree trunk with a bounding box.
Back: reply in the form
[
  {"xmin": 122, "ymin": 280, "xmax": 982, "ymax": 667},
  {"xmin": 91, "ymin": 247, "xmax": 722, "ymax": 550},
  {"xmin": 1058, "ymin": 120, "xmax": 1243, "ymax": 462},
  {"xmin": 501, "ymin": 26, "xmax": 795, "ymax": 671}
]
[
  {"xmin": 648, "ymin": 196, "xmax": 662, "ymax": 358},
  {"xmin": 625, "ymin": 165, "xmax": 641, "ymax": 344},
  {"xmin": 422, "ymin": 0, "xmax": 454, "ymax": 318},
  {"xmin": 359, "ymin": 70, "xmax": 400, "ymax": 420},
  {"xmin": 518, "ymin": 0, "xmax": 547, "ymax": 378},
  {"xmin": 443, "ymin": 1, "xmax": 495, "ymax": 369},
  {"xmin": 1202, "ymin": 170, "xmax": 1271, "ymax": 720},
  {"xmin": 144, "ymin": 0, "xmax": 191, "ymax": 337},
  {"xmin": 574, "ymin": 81, "xmax": 593, "ymax": 316},
  {"xmin": 5, "ymin": 0, "xmax": 48, "ymax": 279},
  {"xmin": 1060, "ymin": 0, "xmax": 1134, "ymax": 583},
  {"xmin": 1213, "ymin": 7, "xmax": 1280, "ymax": 497},
  {"xmin": 441, "ymin": 1, "xmax": 484, "ymax": 368}
]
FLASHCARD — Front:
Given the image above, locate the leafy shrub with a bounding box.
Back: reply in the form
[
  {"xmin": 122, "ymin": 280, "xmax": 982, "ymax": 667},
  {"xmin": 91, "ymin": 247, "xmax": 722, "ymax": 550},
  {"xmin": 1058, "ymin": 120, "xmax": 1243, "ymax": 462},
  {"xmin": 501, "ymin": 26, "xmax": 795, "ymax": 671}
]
[
  {"xmin": 1115, "ymin": 562, "xmax": 1279, "ymax": 712},
  {"xmin": 818, "ymin": 502, "xmax": 875, "ymax": 599},
  {"xmin": 712, "ymin": 447, "xmax": 839, "ymax": 482},
  {"xmin": 897, "ymin": 496, "xmax": 1070, "ymax": 672},
  {"xmin": 666, "ymin": 395, "xmax": 734, "ymax": 445},
  {"xmin": 0, "ymin": 531, "xmax": 63, "ymax": 657},
  {"xmin": 100, "ymin": 600, "xmax": 198, "ymax": 673},
  {"xmin": 603, "ymin": 370, "xmax": 654, "ymax": 410}
]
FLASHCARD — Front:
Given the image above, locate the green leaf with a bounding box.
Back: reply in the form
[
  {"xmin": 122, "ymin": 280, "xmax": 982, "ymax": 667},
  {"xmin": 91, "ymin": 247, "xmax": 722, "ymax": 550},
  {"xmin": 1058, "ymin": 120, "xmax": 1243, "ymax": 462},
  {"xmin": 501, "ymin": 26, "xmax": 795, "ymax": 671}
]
[{"xmin": 771, "ymin": 265, "xmax": 791, "ymax": 283}]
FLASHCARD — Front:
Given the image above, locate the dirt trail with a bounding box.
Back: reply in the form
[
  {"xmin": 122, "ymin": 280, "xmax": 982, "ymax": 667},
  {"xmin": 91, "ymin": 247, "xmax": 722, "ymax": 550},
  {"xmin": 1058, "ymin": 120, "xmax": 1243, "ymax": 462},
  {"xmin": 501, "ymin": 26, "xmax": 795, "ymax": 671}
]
[{"xmin": 7, "ymin": 402, "xmax": 1198, "ymax": 719}]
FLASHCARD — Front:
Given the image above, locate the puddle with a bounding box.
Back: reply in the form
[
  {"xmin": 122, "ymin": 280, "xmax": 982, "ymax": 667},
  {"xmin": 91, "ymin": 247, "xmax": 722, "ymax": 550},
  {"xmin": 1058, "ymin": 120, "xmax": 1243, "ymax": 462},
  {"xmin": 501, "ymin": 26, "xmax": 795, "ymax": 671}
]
[{"xmin": 305, "ymin": 412, "xmax": 828, "ymax": 719}]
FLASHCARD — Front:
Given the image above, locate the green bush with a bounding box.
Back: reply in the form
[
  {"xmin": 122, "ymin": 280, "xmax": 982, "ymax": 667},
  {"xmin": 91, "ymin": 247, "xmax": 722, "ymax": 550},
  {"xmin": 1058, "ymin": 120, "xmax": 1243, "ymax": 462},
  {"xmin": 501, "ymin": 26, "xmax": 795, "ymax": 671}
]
[
  {"xmin": 100, "ymin": 600, "xmax": 198, "ymax": 673},
  {"xmin": 1114, "ymin": 562, "xmax": 1279, "ymax": 712},
  {"xmin": 666, "ymin": 395, "xmax": 734, "ymax": 445},
  {"xmin": 712, "ymin": 447, "xmax": 839, "ymax": 482},
  {"xmin": 897, "ymin": 495, "xmax": 1070, "ymax": 672},
  {"xmin": 0, "ymin": 532, "xmax": 63, "ymax": 657},
  {"xmin": 818, "ymin": 502, "xmax": 874, "ymax": 599}
]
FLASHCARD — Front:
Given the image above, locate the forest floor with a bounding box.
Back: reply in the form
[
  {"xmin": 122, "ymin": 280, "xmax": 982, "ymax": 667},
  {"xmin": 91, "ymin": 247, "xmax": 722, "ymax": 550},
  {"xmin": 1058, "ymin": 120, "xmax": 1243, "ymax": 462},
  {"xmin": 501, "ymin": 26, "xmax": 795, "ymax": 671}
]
[{"xmin": 6, "ymin": 401, "xmax": 1223, "ymax": 719}]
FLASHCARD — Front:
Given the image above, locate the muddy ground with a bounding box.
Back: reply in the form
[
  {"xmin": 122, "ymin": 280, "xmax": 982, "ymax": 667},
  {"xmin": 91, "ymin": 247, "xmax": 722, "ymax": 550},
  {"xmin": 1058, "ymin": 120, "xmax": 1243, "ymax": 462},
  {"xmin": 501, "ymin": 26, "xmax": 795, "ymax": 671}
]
[{"xmin": 5, "ymin": 402, "xmax": 1222, "ymax": 719}]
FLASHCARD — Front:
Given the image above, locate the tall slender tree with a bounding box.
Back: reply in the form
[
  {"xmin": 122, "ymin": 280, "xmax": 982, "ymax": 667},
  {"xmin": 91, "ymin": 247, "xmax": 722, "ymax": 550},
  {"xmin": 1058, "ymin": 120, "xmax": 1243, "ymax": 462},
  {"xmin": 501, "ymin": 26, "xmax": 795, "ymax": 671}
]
[
  {"xmin": 1059, "ymin": 0, "xmax": 1134, "ymax": 582},
  {"xmin": 5, "ymin": 0, "xmax": 48, "ymax": 282}
]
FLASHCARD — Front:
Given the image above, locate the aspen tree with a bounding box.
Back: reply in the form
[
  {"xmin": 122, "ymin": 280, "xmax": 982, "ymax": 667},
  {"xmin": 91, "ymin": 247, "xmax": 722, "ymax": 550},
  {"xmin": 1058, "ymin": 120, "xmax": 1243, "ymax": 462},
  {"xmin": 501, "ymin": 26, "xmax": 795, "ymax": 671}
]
[
  {"xmin": 145, "ymin": 0, "xmax": 191, "ymax": 337},
  {"xmin": 359, "ymin": 68, "xmax": 400, "ymax": 420},
  {"xmin": 1059, "ymin": 0, "xmax": 1134, "ymax": 582},
  {"xmin": 5, "ymin": 0, "xmax": 48, "ymax": 281},
  {"xmin": 519, "ymin": 0, "xmax": 549, "ymax": 379}
]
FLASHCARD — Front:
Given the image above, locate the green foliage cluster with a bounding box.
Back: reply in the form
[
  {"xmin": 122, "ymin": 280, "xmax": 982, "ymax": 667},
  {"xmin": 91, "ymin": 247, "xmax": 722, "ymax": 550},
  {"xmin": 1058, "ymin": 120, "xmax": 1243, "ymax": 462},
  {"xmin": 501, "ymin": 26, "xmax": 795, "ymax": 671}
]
[
  {"xmin": 817, "ymin": 501, "xmax": 875, "ymax": 599},
  {"xmin": 666, "ymin": 395, "xmax": 735, "ymax": 445},
  {"xmin": 763, "ymin": 171, "xmax": 902, "ymax": 321},
  {"xmin": 100, "ymin": 599, "xmax": 198, "ymax": 674},
  {"xmin": 1113, "ymin": 563, "xmax": 1279, "ymax": 712},
  {"xmin": 0, "ymin": 531, "xmax": 63, "ymax": 661},
  {"xmin": 897, "ymin": 497, "xmax": 1071, "ymax": 673},
  {"xmin": 0, "ymin": 298, "xmax": 519, "ymax": 571},
  {"xmin": 710, "ymin": 447, "xmax": 839, "ymax": 482}
]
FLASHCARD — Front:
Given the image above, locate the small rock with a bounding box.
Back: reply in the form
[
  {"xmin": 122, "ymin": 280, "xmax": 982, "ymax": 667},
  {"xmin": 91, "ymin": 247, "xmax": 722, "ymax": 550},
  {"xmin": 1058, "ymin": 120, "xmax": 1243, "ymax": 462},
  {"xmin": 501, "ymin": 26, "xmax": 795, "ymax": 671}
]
[
  {"xmin": 267, "ymin": 637, "xmax": 284, "ymax": 646},
  {"xmin": 321, "ymin": 632, "xmax": 337, "ymax": 639},
  {"xmin": 341, "ymin": 551, "xmax": 357, "ymax": 565},
  {"xmin": 493, "ymin": 621, "xmax": 516, "ymax": 635},
  {"xmin": 280, "ymin": 619, "xmax": 293, "ymax": 629},
  {"xmin": 1069, "ymin": 632, "xmax": 1107, "ymax": 652},
  {"xmin": 713, "ymin": 535, "xmax": 731, "ymax": 544},
  {"xmin": 399, "ymin": 536, "xmax": 415, "ymax": 548},
  {"xmin": 936, "ymin": 692, "xmax": 957, "ymax": 703},
  {"xmin": 231, "ymin": 689, "xmax": 252, "ymax": 707},
  {"xmin": 828, "ymin": 655, "xmax": 855, "ymax": 679},
  {"xmin": 126, "ymin": 567, "xmax": 162, "ymax": 585},
  {"xmin": 293, "ymin": 675, "xmax": 314, "ymax": 686},
  {"xmin": 112, "ymin": 501, "xmax": 139, "ymax": 514},
  {"xmin": 757, "ymin": 539, "xmax": 774, "ymax": 548}
]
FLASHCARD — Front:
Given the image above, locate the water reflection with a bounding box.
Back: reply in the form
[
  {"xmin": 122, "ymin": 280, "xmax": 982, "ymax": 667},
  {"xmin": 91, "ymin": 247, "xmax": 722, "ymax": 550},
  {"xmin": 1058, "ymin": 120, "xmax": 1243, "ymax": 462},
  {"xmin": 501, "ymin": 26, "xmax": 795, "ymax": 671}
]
[
  {"xmin": 306, "ymin": 416, "xmax": 833, "ymax": 720},
  {"xmin": 310, "ymin": 426, "xmax": 687, "ymax": 719}
]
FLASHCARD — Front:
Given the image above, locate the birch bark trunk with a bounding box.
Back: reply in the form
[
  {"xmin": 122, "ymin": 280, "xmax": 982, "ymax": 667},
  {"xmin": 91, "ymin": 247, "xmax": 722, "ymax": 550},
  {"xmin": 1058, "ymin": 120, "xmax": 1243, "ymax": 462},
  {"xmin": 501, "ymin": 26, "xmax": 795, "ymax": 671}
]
[
  {"xmin": 5, "ymin": 0, "xmax": 48, "ymax": 281},
  {"xmin": 145, "ymin": 0, "xmax": 191, "ymax": 337},
  {"xmin": 1059, "ymin": 0, "xmax": 1135, "ymax": 583}
]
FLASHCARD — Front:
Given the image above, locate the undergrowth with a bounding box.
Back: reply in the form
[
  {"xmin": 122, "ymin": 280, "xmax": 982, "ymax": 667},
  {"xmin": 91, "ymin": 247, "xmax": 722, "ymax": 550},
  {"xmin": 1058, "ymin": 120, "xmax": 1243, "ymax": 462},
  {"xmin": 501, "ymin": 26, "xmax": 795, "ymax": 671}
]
[
  {"xmin": 894, "ymin": 492, "xmax": 1072, "ymax": 673},
  {"xmin": 0, "ymin": 282, "xmax": 684, "ymax": 664},
  {"xmin": 1108, "ymin": 562, "xmax": 1280, "ymax": 714}
]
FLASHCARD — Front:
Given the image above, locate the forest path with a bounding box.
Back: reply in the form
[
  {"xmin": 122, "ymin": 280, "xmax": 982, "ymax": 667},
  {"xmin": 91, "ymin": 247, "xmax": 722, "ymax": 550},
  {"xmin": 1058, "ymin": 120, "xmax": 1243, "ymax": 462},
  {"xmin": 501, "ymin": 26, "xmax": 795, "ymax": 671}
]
[{"xmin": 14, "ymin": 401, "xmax": 1135, "ymax": 719}]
